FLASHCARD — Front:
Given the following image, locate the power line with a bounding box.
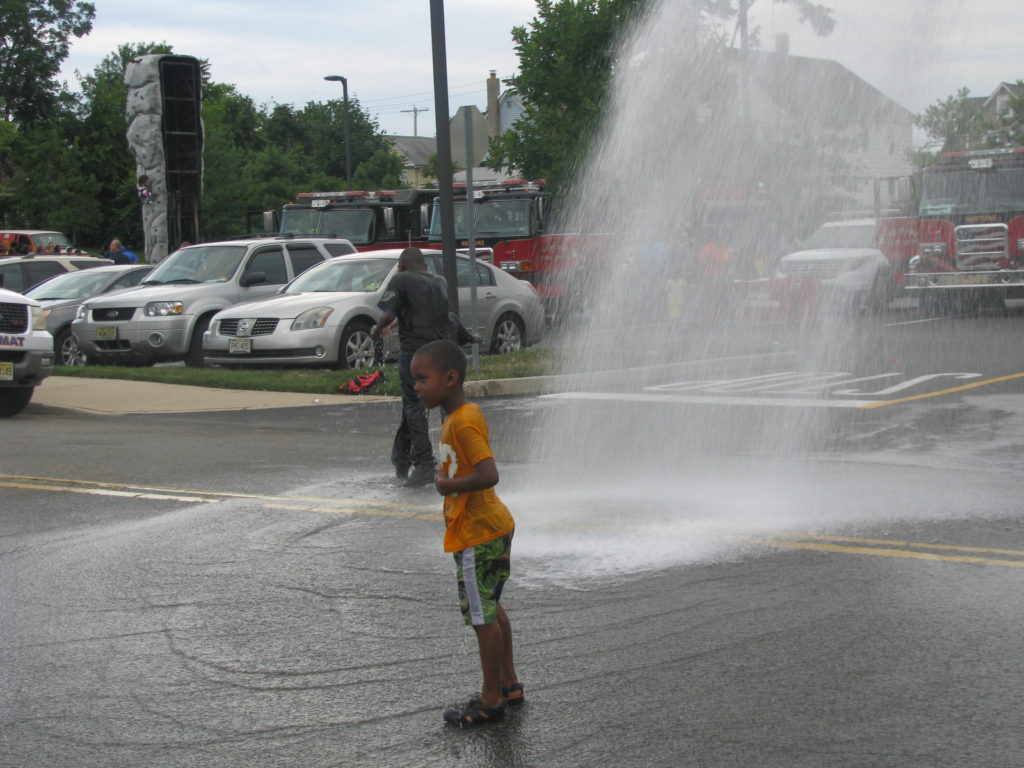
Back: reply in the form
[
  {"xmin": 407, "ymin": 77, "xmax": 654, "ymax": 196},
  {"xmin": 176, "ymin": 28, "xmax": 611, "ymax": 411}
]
[{"xmin": 357, "ymin": 80, "xmax": 483, "ymax": 108}]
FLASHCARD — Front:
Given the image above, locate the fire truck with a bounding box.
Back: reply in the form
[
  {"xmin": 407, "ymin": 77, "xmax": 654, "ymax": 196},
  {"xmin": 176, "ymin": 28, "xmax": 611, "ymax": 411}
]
[
  {"xmin": 426, "ymin": 178, "xmax": 582, "ymax": 313},
  {"xmin": 906, "ymin": 147, "xmax": 1024, "ymax": 309},
  {"xmin": 428, "ymin": 179, "xmax": 551, "ymax": 272},
  {"xmin": 274, "ymin": 188, "xmax": 438, "ymax": 252}
]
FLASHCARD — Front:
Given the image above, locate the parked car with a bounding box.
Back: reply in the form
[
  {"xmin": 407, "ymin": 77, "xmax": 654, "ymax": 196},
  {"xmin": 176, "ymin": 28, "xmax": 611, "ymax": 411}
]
[
  {"xmin": 202, "ymin": 249, "xmax": 545, "ymax": 369},
  {"xmin": 0, "ymin": 287, "xmax": 53, "ymax": 416},
  {"xmin": 777, "ymin": 219, "xmax": 896, "ymax": 312},
  {"xmin": 0, "ymin": 254, "xmax": 113, "ymax": 293},
  {"xmin": 0, "ymin": 229, "xmax": 75, "ymax": 255},
  {"xmin": 24, "ymin": 264, "xmax": 154, "ymax": 365},
  {"xmin": 72, "ymin": 237, "xmax": 356, "ymax": 367}
]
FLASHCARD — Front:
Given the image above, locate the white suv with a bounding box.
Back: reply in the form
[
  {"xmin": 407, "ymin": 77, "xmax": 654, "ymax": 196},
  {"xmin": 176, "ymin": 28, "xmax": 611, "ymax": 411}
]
[
  {"xmin": 0, "ymin": 287, "xmax": 54, "ymax": 416},
  {"xmin": 73, "ymin": 237, "xmax": 355, "ymax": 367},
  {"xmin": 778, "ymin": 219, "xmax": 893, "ymax": 312}
]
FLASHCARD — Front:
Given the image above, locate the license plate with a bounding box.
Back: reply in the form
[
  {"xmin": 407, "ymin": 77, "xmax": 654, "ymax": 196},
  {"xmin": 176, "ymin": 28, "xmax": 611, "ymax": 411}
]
[
  {"xmin": 96, "ymin": 326, "xmax": 117, "ymax": 340},
  {"xmin": 228, "ymin": 337, "xmax": 252, "ymax": 354},
  {"xmin": 952, "ymin": 273, "xmax": 988, "ymax": 285},
  {"xmin": 0, "ymin": 362, "xmax": 12, "ymax": 381}
]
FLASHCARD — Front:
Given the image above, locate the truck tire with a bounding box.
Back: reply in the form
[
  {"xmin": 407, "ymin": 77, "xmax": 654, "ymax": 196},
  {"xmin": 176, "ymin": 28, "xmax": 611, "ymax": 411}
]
[
  {"xmin": 185, "ymin": 315, "xmax": 212, "ymax": 368},
  {"xmin": 0, "ymin": 387, "xmax": 34, "ymax": 417}
]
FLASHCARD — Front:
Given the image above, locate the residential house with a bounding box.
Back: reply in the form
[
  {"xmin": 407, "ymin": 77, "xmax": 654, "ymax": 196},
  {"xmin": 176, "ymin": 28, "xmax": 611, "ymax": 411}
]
[
  {"xmin": 737, "ymin": 39, "xmax": 915, "ymax": 212},
  {"xmin": 388, "ymin": 135, "xmax": 436, "ymax": 187}
]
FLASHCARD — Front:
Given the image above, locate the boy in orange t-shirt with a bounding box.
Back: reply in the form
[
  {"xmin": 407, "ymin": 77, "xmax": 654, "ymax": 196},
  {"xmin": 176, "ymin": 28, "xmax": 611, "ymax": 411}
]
[{"xmin": 410, "ymin": 339, "xmax": 521, "ymax": 727}]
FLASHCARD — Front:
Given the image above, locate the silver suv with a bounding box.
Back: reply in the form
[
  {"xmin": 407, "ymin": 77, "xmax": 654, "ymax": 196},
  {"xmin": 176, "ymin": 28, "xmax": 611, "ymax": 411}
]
[
  {"xmin": 73, "ymin": 237, "xmax": 355, "ymax": 367},
  {"xmin": 0, "ymin": 287, "xmax": 54, "ymax": 416}
]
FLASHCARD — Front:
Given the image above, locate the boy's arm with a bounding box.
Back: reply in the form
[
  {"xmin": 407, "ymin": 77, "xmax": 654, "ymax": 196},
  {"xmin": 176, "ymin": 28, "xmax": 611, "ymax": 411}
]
[{"xmin": 434, "ymin": 457, "xmax": 498, "ymax": 496}]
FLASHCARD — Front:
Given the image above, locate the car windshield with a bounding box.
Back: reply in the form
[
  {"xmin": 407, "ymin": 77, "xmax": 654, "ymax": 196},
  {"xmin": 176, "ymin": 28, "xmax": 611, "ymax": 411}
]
[
  {"xmin": 37, "ymin": 232, "xmax": 73, "ymax": 249},
  {"xmin": 25, "ymin": 268, "xmax": 113, "ymax": 300},
  {"xmin": 920, "ymin": 167, "xmax": 1024, "ymax": 216},
  {"xmin": 285, "ymin": 257, "xmax": 395, "ymax": 294},
  {"xmin": 280, "ymin": 208, "xmax": 374, "ymax": 245},
  {"xmin": 144, "ymin": 245, "xmax": 246, "ymax": 284},
  {"xmin": 802, "ymin": 223, "xmax": 876, "ymax": 249},
  {"xmin": 430, "ymin": 199, "xmax": 533, "ymax": 239}
]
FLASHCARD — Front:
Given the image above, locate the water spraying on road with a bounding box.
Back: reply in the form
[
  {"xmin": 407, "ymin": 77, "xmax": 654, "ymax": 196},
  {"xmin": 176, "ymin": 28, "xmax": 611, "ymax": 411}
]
[{"xmin": 505, "ymin": 0, "xmax": 938, "ymax": 579}]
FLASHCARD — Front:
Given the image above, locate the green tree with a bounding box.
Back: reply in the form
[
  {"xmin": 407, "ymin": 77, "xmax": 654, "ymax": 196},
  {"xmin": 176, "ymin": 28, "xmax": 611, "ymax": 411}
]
[
  {"xmin": 350, "ymin": 148, "xmax": 405, "ymax": 190},
  {"xmin": 486, "ymin": 0, "xmax": 647, "ymax": 191},
  {"xmin": 915, "ymin": 87, "xmax": 989, "ymax": 154},
  {"xmin": 488, "ymin": 0, "xmax": 836, "ymax": 194},
  {"xmin": 0, "ymin": 0, "xmax": 95, "ymax": 124}
]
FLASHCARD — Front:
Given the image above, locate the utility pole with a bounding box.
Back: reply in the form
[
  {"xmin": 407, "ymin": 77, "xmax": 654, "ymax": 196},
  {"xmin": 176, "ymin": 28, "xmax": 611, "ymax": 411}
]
[
  {"xmin": 401, "ymin": 105, "xmax": 429, "ymax": 137},
  {"xmin": 430, "ymin": 0, "xmax": 458, "ymax": 314}
]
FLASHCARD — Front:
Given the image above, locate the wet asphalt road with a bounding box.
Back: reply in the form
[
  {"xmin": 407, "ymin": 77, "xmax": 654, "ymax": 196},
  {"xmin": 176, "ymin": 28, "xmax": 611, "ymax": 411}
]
[{"xmin": 3, "ymin": 310, "xmax": 1024, "ymax": 767}]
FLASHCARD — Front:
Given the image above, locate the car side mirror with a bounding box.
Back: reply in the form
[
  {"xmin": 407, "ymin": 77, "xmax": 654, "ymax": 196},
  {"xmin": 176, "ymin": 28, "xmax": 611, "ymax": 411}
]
[{"xmin": 240, "ymin": 271, "xmax": 267, "ymax": 287}]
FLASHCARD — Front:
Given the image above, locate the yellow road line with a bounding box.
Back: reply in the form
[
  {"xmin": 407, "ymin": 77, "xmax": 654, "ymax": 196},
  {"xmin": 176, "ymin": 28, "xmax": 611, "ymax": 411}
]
[
  {"xmin": 860, "ymin": 371, "xmax": 1024, "ymax": 409},
  {"xmin": 5, "ymin": 475, "xmax": 1022, "ymax": 567},
  {"xmin": 777, "ymin": 532, "xmax": 1024, "ymax": 558},
  {"xmin": 0, "ymin": 474, "xmax": 436, "ymax": 513},
  {"xmin": 751, "ymin": 538, "xmax": 1024, "ymax": 568}
]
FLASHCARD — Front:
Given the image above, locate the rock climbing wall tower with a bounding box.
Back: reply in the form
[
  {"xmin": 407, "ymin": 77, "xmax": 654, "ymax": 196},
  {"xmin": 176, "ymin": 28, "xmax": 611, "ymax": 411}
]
[{"xmin": 124, "ymin": 54, "xmax": 203, "ymax": 263}]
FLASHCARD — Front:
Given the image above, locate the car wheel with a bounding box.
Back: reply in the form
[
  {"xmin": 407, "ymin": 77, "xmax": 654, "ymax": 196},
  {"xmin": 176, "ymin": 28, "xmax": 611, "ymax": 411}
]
[
  {"xmin": 0, "ymin": 387, "xmax": 34, "ymax": 417},
  {"xmin": 185, "ymin": 315, "xmax": 212, "ymax": 368},
  {"xmin": 338, "ymin": 321, "xmax": 375, "ymax": 369},
  {"xmin": 490, "ymin": 313, "xmax": 524, "ymax": 355},
  {"xmin": 55, "ymin": 327, "xmax": 86, "ymax": 366}
]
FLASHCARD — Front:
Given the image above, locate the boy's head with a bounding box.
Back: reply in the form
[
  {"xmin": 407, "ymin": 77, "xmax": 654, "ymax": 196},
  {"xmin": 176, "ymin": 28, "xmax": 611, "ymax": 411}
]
[{"xmin": 410, "ymin": 340, "xmax": 467, "ymax": 410}]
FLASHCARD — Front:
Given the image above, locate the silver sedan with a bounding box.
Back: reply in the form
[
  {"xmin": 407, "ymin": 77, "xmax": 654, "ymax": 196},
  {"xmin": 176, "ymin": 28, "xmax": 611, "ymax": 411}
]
[
  {"xmin": 202, "ymin": 249, "xmax": 544, "ymax": 369},
  {"xmin": 24, "ymin": 264, "xmax": 154, "ymax": 365}
]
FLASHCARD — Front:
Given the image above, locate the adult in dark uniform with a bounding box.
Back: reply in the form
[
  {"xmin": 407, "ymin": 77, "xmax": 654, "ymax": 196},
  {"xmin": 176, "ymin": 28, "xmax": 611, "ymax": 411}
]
[{"xmin": 372, "ymin": 247, "xmax": 450, "ymax": 487}]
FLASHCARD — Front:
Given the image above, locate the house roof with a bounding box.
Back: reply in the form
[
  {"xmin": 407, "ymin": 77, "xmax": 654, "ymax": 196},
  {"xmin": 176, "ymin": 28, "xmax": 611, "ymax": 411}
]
[
  {"xmin": 983, "ymin": 81, "xmax": 1024, "ymax": 108},
  {"xmin": 743, "ymin": 50, "xmax": 913, "ymax": 125},
  {"xmin": 498, "ymin": 89, "xmax": 525, "ymax": 108},
  {"xmin": 388, "ymin": 135, "xmax": 437, "ymax": 167}
]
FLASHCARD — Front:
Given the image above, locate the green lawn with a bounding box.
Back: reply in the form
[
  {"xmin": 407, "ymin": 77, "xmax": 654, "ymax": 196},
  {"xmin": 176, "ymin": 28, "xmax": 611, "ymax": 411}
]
[{"xmin": 52, "ymin": 349, "xmax": 556, "ymax": 397}]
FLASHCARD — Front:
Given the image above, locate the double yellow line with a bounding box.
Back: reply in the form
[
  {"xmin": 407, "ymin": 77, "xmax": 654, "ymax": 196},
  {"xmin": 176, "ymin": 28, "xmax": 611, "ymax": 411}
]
[
  {"xmin": 747, "ymin": 533, "xmax": 1024, "ymax": 569},
  {"xmin": 4, "ymin": 475, "xmax": 1023, "ymax": 569}
]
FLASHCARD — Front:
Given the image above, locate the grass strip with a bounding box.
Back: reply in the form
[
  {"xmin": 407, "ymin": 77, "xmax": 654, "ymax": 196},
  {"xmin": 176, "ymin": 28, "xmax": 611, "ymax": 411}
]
[{"xmin": 52, "ymin": 348, "xmax": 556, "ymax": 398}]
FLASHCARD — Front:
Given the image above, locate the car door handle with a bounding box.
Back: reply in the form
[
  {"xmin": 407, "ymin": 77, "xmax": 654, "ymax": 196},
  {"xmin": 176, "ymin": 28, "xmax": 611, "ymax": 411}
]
[{"xmin": 483, "ymin": 291, "xmax": 497, "ymax": 299}]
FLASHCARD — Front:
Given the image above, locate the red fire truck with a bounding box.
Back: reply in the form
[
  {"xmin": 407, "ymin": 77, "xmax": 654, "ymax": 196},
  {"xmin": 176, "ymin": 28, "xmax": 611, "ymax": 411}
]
[
  {"xmin": 906, "ymin": 147, "xmax": 1024, "ymax": 309},
  {"xmin": 275, "ymin": 188, "xmax": 438, "ymax": 252},
  {"xmin": 428, "ymin": 179, "xmax": 550, "ymax": 272}
]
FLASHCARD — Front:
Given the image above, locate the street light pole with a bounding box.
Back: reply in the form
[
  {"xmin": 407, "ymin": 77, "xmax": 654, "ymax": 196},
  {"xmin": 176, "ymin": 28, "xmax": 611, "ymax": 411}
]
[{"xmin": 324, "ymin": 75, "xmax": 352, "ymax": 184}]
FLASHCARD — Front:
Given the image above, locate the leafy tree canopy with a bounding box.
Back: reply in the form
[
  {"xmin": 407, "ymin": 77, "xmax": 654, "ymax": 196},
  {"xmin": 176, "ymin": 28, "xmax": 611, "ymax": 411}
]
[
  {"xmin": 0, "ymin": 0, "xmax": 95, "ymax": 123},
  {"xmin": 487, "ymin": 0, "xmax": 835, "ymax": 194},
  {"xmin": 915, "ymin": 81, "xmax": 1024, "ymax": 159}
]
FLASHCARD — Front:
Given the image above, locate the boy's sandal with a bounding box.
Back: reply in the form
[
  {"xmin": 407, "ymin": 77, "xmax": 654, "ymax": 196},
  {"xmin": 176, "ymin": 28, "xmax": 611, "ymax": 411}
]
[
  {"xmin": 443, "ymin": 696, "xmax": 507, "ymax": 727},
  {"xmin": 503, "ymin": 683, "xmax": 525, "ymax": 707}
]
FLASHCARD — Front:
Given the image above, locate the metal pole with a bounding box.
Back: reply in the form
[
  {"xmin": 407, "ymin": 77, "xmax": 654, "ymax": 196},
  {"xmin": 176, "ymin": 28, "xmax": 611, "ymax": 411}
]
[
  {"xmin": 342, "ymin": 77, "xmax": 352, "ymax": 185},
  {"xmin": 324, "ymin": 75, "xmax": 352, "ymax": 185},
  {"xmin": 429, "ymin": 0, "xmax": 459, "ymax": 315},
  {"xmin": 463, "ymin": 108, "xmax": 480, "ymax": 372}
]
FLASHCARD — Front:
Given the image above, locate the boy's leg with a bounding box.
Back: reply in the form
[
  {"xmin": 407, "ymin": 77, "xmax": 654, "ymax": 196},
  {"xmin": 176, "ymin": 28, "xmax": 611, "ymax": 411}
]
[
  {"xmin": 473, "ymin": 623, "xmax": 505, "ymax": 708},
  {"xmin": 454, "ymin": 534, "xmax": 514, "ymax": 709},
  {"xmin": 495, "ymin": 603, "xmax": 518, "ymax": 691}
]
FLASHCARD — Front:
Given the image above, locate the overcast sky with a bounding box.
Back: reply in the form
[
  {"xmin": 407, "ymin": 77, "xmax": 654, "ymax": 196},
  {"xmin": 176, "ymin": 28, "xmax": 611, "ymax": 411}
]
[{"xmin": 60, "ymin": 0, "xmax": 1024, "ymax": 139}]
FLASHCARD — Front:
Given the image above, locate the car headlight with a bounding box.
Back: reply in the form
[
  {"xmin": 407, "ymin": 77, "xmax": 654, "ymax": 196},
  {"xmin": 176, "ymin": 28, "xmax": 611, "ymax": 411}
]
[
  {"xmin": 30, "ymin": 306, "xmax": 47, "ymax": 331},
  {"xmin": 921, "ymin": 242, "xmax": 947, "ymax": 258},
  {"xmin": 291, "ymin": 306, "xmax": 334, "ymax": 331},
  {"xmin": 145, "ymin": 301, "xmax": 184, "ymax": 316},
  {"xmin": 76, "ymin": 303, "xmax": 89, "ymax": 320}
]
